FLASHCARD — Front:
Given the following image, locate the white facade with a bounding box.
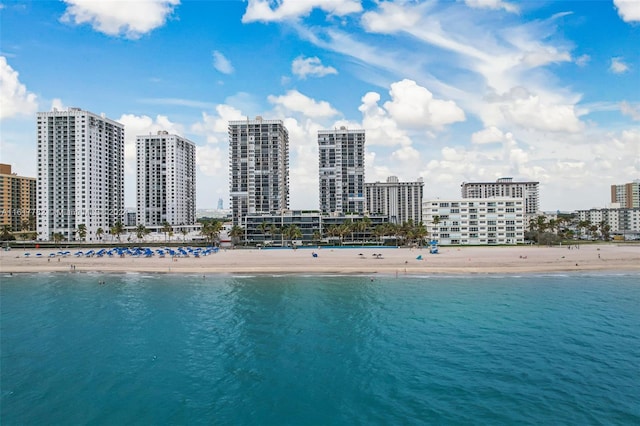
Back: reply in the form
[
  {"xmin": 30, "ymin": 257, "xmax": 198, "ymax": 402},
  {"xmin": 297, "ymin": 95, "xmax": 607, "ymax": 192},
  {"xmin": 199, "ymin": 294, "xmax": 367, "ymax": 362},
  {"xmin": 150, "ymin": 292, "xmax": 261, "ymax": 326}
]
[
  {"xmin": 576, "ymin": 207, "xmax": 640, "ymax": 238},
  {"xmin": 318, "ymin": 127, "xmax": 365, "ymax": 214},
  {"xmin": 365, "ymin": 176, "xmax": 424, "ymax": 225},
  {"xmin": 461, "ymin": 177, "xmax": 539, "ymax": 215},
  {"xmin": 229, "ymin": 118, "xmax": 289, "ymax": 226},
  {"xmin": 136, "ymin": 131, "xmax": 196, "ymax": 227},
  {"xmin": 423, "ymin": 197, "xmax": 526, "ymax": 245},
  {"xmin": 37, "ymin": 108, "xmax": 124, "ymax": 241}
]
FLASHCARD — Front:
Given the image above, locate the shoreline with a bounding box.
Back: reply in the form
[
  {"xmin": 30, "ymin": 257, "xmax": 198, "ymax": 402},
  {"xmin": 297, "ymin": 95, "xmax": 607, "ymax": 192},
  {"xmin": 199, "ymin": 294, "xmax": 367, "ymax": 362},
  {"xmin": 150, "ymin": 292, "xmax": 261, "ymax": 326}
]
[{"xmin": 2, "ymin": 244, "xmax": 639, "ymax": 276}]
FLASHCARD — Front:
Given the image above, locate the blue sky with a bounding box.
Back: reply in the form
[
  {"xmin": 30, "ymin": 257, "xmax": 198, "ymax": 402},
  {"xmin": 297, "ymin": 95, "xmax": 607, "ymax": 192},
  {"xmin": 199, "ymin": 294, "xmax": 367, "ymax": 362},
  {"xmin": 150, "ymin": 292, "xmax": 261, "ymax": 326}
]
[{"xmin": 1, "ymin": 0, "xmax": 638, "ymax": 211}]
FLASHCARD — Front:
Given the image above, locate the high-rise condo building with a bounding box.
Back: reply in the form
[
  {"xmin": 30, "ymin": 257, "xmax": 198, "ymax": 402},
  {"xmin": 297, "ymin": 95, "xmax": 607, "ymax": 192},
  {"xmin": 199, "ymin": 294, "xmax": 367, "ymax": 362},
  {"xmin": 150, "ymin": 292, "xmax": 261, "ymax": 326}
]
[
  {"xmin": 611, "ymin": 180, "xmax": 640, "ymax": 208},
  {"xmin": 37, "ymin": 108, "xmax": 124, "ymax": 242},
  {"xmin": 365, "ymin": 176, "xmax": 424, "ymax": 224},
  {"xmin": 136, "ymin": 131, "xmax": 196, "ymax": 227},
  {"xmin": 318, "ymin": 127, "xmax": 365, "ymax": 215},
  {"xmin": 0, "ymin": 164, "xmax": 36, "ymax": 232},
  {"xmin": 229, "ymin": 117, "xmax": 289, "ymax": 225},
  {"xmin": 461, "ymin": 177, "xmax": 539, "ymax": 215}
]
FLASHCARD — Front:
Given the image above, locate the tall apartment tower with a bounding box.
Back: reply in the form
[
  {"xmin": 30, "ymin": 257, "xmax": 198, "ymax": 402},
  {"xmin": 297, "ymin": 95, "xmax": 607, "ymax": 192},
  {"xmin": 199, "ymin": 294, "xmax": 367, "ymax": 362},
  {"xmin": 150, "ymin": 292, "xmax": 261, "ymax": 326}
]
[
  {"xmin": 0, "ymin": 164, "xmax": 36, "ymax": 232},
  {"xmin": 461, "ymin": 177, "xmax": 539, "ymax": 215},
  {"xmin": 136, "ymin": 131, "xmax": 196, "ymax": 227},
  {"xmin": 229, "ymin": 117, "xmax": 289, "ymax": 226},
  {"xmin": 365, "ymin": 176, "xmax": 424, "ymax": 224},
  {"xmin": 318, "ymin": 127, "xmax": 365, "ymax": 215},
  {"xmin": 37, "ymin": 108, "xmax": 124, "ymax": 242},
  {"xmin": 611, "ymin": 180, "xmax": 640, "ymax": 208}
]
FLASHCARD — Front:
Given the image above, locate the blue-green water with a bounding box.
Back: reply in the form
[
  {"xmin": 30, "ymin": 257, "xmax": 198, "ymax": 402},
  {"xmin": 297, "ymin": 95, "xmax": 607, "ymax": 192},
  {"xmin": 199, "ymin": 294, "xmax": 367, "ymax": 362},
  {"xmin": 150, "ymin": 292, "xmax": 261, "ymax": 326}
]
[{"xmin": 1, "ymin": 272, "xmax": 639, "ymax": 425}]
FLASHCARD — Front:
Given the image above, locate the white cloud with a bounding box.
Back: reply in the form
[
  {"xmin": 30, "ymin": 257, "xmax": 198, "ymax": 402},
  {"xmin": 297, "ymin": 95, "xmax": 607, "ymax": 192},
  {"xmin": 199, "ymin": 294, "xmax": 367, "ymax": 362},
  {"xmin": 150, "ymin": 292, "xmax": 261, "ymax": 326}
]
[
  {"xmin": 117, "ymin": 113, "xmax": 184, "ymax": 175},
  {"xmin": 471, "ymin": 126, "xmax": 505, "ymax": 144},
  {"xmin": 503, "ymin": 95, "xmax": 583, "ymax": 133},
  {"xmin": 361, "ymin": 1, "xmax": 422, "ymax": 33},
  {"xmin": 191, "ymin": 104, "xmax": 244, "ymax": 144},
  {"xmin": 116, "ymin": 113, "xmax": 185, "ymax": 206},
  {"xmin": 291, "ymin": 56, "xmax": 337, "ymax": 79},
  {"xmin": 242, "ymin": 0, "xmax": 362, "ymax": 23},
  {"xmin": 614, "ymin": 0, "xmax": 640, "ymax": 23},
  {"xmin": 212, "ymin": 50, "xmax": 234, "ymax": 75},
  {"xmin": 610, "ymin": 57, "xmax": 629, "ymax": 74},
  {"xmin": 575, "ymin": 54, "xmax": 590, "ymax": 67},
  {"xmin": 620, "ymin": 101, "xmax": 640, "ymax": 121},
  {"xmin": 0, "ymin": 56, "xmax": 38, "ymax": 120},
  {"xmin": 50, "ymin": 98, "xmax": 67, "ymax": 111},
  {"xmin": 481, "ymin": 86, "xmax": 584, "ymax": 133},
  {"xmin": 60, "ymin": 0, "xmax": 179, "ymax": 39},
  {"xmin": 383, "ymin": 79, "xmax": 466, "ymax": 130},
  {"xmin": 520, "ymin": 46, "xmax": 571, "ymax": 68},
  {"xmin": 358, "ymin": 91, "xmax": 412, "ymax": 147},
  {"xmin": 196, "ymin": 145, "xmax": 225, "ymax": 177},
  {"xmin": 464, "ymin": 0, "xmax": 518, "ymax": 14},
  {"xmin": 268, "ymin": 90, "xmax": 339, "ymax": 118}
]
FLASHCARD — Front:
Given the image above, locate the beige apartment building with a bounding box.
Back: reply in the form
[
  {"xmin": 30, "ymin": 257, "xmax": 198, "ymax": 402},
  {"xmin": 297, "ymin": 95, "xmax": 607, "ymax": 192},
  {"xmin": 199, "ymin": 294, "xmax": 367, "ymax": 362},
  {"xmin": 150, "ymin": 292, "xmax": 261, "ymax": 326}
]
[
  {"xmin": 0, "ymin": 164, "xmax": 37, "ymax": 233},
  {"xmin": 611, "ymin": 180, "xmax": 640, "ymax": 208}
]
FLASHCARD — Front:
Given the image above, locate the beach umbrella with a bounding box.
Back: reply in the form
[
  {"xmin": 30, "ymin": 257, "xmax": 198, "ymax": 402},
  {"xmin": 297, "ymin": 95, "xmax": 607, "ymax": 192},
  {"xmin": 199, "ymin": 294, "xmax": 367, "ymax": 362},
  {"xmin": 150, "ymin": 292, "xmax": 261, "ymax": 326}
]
[
  {"xmin": 24, "ymin": 253, "xmax": 30, "ymax": 257},
  {"xmin": 36, "ymin": 253, "xmax": 42, "ymax": 257}
]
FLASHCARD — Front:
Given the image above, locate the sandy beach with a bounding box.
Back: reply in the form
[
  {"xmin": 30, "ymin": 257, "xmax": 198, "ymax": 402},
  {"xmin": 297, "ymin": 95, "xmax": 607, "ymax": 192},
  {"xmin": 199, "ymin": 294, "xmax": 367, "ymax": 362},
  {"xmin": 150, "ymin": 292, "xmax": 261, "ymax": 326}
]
[{"xmin": 1, "ymin": 244, "xmax": 639, "ymax": 275}]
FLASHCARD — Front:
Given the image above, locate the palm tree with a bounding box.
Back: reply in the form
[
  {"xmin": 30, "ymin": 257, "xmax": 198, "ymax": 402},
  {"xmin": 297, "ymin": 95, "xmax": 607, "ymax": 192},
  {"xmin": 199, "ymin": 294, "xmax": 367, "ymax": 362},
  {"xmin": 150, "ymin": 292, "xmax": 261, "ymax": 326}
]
[
  {"xmin": 270, "ymin": 225, "xmax": 282, "ymax": 246},
  {"xmin": 414, "ymin": 221, "xmax": 428, "ymax": 247},
  {"xmin": 599, "ymin": 220, "xmax": 611, "ymax": 241},
  {"xmin": 312, "ymin": 231, "xmax": 322, "ymax": 245},
  {"xmin": 374, "ymin": 224, "xmax": 386, "ymax": 244},
  {"xmin": 531, "ymin": 215, "xmax": 548, "ymax": 245},
  {"xmin": 96, "ymin": 227, "xmax": 104, "ymax": 241},
  {"xmin": 283, "ymin": 224, "xmax": 302, "ymax": 247},
  {"xmin": 258, "ymin": 221, "xmax": 271, "ymax": 242},
  {"xmin": 337, "ymin": 223, "xmax": 351, "ymax": 246},
  {"xmin": 110, "ymin": 220, "xmax": 124, "ymax": 242},
  {"xmin": 229, "ymin": 225, "xmax": 244, "ymax": 246},
  {"xmin": 200, "ymin": 220, "xmax": 223, "ymax": 246},
  {"xmin": 76, "ymin": 224, "xmax": 87, "ymax": 242},
  {"xmin": 352, "ymin": 220, "xmax": 366, "ymax": 243},
  {"xmin": 52, "ymin": 232, "xmax": 65, "ymax": 245},
  {"xmin": 400, "ymin": 219, "xmax": 415, "ymax": 246},
  {"xmin": 0, "ymin": 225, "xmax": 13, "ymax": 241},
  {"xmin": 161, "ymin": 221, "xmax": 172, "ymax": 242},
  {"xmin": 576, "ymin": 220, "xmax": 590, "ymax": 240},
  {"xmin": 180, "ymin": 228, "xmax": 189, "ymax": 243},
  {"xmin": 136, "ymin": 224, "xmax": 149, "ymax": 242}
]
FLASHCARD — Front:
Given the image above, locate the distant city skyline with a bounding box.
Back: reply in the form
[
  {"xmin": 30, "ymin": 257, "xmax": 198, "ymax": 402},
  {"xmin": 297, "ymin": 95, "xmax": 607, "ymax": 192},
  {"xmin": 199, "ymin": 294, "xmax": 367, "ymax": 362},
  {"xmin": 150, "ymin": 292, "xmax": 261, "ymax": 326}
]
[{"xmin": 1, "ymin": 1, "xmax": 638, "ymax": 211}]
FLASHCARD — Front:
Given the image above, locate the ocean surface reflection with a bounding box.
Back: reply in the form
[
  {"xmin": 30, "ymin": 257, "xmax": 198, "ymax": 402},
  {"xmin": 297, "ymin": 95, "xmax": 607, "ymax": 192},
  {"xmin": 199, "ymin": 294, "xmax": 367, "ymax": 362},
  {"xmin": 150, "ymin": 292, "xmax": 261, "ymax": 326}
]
[{"xmin": 1, "ymin": 273, "xmax": 639, "ymax": 424}]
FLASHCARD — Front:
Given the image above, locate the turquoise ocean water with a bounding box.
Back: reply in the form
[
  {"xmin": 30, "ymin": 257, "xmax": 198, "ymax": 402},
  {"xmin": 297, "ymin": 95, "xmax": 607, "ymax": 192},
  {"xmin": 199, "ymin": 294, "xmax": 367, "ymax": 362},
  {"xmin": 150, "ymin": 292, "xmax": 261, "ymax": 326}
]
[{"xmin": 1, "ymin": 272, "xmax": 639, "ymax": 425}]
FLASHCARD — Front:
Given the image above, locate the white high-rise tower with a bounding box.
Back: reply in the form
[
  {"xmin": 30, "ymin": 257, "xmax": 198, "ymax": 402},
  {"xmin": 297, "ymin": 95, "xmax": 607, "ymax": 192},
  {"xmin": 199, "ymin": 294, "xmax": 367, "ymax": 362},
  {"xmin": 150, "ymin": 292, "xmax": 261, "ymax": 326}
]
[
  {"xmin": 36, "ymin": 108, "xmax": 124, "ymax": 241},
  {"xmin": 136, "ymin": 131, "xmax": 196, "ymax": 227},
  {"xmin": 318, "ymin": 127, "xmax": 365, "ymax": 215}
]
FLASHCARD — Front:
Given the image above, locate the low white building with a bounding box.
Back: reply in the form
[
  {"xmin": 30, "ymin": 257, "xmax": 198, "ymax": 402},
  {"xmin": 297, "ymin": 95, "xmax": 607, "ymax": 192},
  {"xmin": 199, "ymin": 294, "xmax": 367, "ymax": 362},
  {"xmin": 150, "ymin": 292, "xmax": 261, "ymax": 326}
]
[
  {"xmin": 576, "ymin": 206, "xmax": 640, "ymax": 240},
  {"xmin": 423, "ymin": 197, "xmax": 526, "ymax": 245}
]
